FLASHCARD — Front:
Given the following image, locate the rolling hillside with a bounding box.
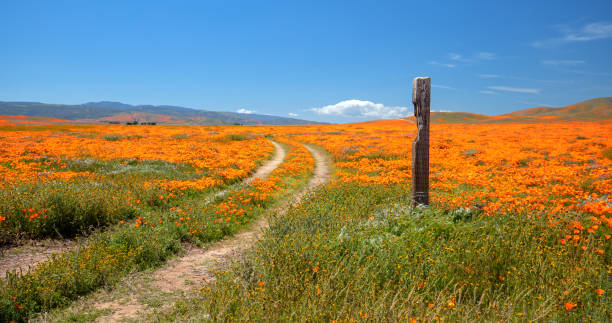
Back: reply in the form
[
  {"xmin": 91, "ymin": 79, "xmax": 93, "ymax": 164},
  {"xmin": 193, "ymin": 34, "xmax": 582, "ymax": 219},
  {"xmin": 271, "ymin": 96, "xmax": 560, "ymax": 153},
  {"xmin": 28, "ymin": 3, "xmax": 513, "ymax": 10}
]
[
  {"xmin": 503, "ymin": 97, "xmax": 612, "ymax": 121},
  {"xmin": 0, "ymin": 101, "xmax": 325, "ymax": 125},
  {"xmin": 406, "ymin": 97, "xmax": 612, "ymax": 124},
  {"xmin": 0, "ymin": 115, "xmax": 72, "ymax": 126}
]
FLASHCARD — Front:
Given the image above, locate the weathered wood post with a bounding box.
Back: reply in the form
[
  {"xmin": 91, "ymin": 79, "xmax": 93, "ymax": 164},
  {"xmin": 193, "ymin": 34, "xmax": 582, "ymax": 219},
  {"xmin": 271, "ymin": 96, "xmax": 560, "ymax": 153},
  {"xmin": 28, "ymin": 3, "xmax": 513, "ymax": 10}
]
[{"xmin": 412, "ymin": 77, "xmax": 430, "ymax": 206}]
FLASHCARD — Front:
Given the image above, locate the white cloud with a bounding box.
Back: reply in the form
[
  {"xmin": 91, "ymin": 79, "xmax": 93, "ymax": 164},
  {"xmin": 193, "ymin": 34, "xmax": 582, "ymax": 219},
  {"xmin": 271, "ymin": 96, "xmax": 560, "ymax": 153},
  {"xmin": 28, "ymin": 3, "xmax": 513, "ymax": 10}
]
[
  {"xmin": 559, "ymin": 69, "xmax": 608, "ymax": 76},
  {"xmin": 476, "ymin": 52, "xmax": 496, "ymax": 60},
  {"xmin": 432, "ymin": 109, "xmax": 453, "ymax": 112},
  {"xmin": 430, "ymin": 52, "xmax": 495, "ymax": 69},
  {"xmin": 237, "ymin": 108, "xmax": 254, "ymax": 114},
  {"xmin": 541, "ymin": 60, "xmax": 585, "ymax": 66},
  {"xmin": 449, "ymin": 53, "xmax": 469, "ymax": 62},
  {"xmin": 487, "ymin": 86, "xmax": 540, "ymax": 94},
  {"xmin": 518, "ymin": 101, "xmax": 553, "ymax": 107},
  {"xmin": 532, "ymin": 22, "xmax": 612, "ymax": 47},
  {"xmin": 480, "ymin": 90, "xmax": 498, "ymax": 95},
  {"xmin": 288, "ymin": 112, "xmax": 299, "ymax": 117},
  {"xmin": 478, "ymin": 74, "xmax": 573, "ymax": 84},
  {"xmin": 429, "ymin": 61, "xmax": 455, "ymax": 68},
  {"xmin": 312, "ymin": 99, "xmax": 409, "ymax": 119},
  {"xmin": 478, "ymin": 74, "xmax": 501, "ymax": 79},
  {"xmin": 448, "ymin": 52, "xmax": 495, "ymax": 62},
  {"xmin": 432, "ymin": 84, "xmax": 456, "ymax": 90},
  {"xmin": 447, "ymin": 52, "xmax": 496, "ymax": 63},
  {"xmin": 567, "ymin": 22, "xmax": 612, "ymax": 41}
]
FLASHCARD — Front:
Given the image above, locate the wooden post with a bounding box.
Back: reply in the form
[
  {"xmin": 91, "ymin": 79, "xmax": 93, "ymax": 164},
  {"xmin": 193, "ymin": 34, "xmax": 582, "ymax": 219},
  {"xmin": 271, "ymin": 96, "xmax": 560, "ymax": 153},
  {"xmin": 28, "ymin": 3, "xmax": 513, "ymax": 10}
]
[{"xmin": 412, "ymin": 77, "xmax": 430, "ymax": 206}]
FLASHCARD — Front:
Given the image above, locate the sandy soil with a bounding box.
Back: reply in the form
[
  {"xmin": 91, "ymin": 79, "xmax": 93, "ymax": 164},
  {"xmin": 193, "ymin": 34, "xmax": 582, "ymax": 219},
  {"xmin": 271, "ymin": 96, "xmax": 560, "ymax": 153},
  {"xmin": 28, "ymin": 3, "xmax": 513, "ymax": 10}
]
[{"xmin": 1, "ymin": 239, "xmax": 78, "ymax": 279}]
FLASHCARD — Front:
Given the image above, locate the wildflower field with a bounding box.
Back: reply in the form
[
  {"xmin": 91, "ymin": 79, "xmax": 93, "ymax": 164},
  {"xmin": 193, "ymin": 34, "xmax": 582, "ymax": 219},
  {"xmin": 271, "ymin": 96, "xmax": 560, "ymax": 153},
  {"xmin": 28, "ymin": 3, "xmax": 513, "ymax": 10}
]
[{"xmin": 0, "ymin": 120, "xmax": 611, "ymax": 321}]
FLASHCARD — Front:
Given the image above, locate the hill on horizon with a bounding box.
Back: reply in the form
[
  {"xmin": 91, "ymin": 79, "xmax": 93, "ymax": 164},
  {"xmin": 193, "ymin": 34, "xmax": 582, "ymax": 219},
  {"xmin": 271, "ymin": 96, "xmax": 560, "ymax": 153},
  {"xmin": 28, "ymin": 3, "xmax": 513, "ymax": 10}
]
[
  {"xmin": 0, "ymin": 101, "xmax": 326, "ymax": 125},
  {"xmin": 405, "ymin": 97, "xmax": 612, "ymax": 124},
  {"xmin": 0, "ymin": 97, "xmax": 610, "ymax": 126}
]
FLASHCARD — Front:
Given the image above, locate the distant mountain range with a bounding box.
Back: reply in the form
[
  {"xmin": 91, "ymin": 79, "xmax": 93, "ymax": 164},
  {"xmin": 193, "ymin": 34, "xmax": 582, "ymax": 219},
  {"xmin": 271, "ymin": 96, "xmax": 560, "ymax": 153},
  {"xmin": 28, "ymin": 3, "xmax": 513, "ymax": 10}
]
[
  {"xmin": 406, "ymin": 97, "xmax": 612, "ymax": 124},
  {"xmin": 0, "ymin": 98, "xmax": 610, "ymax": 126},
  {"xmin": 0, "ymin": 101, "xmax": 325, "ymax": 125}
]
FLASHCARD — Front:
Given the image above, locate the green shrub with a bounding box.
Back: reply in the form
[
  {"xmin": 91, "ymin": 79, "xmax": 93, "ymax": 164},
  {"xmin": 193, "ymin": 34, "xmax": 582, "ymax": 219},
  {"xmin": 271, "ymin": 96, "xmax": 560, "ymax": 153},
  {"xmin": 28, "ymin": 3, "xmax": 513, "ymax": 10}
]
[
  {"xmin": 0, "ymin": 179, "xmax": 172, "ymax": 245},
  {"xmin": 0, "ymin": 224, "xmax": 181, "ymax": 322},
  {"xmin": 225, "ymin": 134, "xmax": 248, "ymax": 141},
  {"xmin": 171, "ymin": 133, "xmax": 189, "ymax": 140},
  {"xmin": 462, "ymin": 149, "xmax": 478, "ymax": 157},
  {"xmin": 102, "ymin": 134, "xmax": 122, "ymax": 141}
]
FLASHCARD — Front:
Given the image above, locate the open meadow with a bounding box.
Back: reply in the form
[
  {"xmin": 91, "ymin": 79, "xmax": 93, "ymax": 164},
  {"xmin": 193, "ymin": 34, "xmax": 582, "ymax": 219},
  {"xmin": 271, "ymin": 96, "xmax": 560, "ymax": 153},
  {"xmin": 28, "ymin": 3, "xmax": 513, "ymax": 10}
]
[
  {"xmin": 0, "ymin": 120, "xmax": 610, "ymax": 322},
  {"xmin": 3, "ymin": 1, "xmax": 612, "ymax": 322}
]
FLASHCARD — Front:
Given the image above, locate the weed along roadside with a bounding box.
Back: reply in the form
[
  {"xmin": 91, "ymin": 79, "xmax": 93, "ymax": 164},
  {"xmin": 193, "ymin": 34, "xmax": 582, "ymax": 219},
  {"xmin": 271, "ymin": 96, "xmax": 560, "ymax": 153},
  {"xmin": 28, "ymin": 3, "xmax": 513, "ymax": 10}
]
[
  {"xmin": 34, "ymin": 138, "xmax": 333, "ymax": 322},
  {"xmin": 0, "ymin": 137, "xmax": 316, "ymax": 322}
]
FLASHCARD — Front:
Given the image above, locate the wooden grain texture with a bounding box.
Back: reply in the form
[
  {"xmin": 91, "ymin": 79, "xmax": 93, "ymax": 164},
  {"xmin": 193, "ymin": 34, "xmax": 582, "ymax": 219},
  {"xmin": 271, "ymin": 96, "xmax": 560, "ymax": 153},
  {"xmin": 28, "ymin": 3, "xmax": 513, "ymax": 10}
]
[{"xmin": 412, "ymin": 77, "xmax": 430, "ymax": 206}]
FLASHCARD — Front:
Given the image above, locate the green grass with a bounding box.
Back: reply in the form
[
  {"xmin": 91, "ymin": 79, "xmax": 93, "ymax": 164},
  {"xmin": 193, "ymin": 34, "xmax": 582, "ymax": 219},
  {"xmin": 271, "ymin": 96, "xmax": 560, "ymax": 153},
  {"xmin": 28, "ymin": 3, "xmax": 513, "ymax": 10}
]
[
  {"xmin": 1, "ymin": 183, "xmax": 262, "ymax": 321},
  {"xmin": 1, "ymin": 222, "xmax": 181, "ymax": 322},
  {"xmin": 0, "ymin": 143, "xmax": 312, "ymax": 322},
  {"xmin": 63, "ymin": 158, "xmax": 205, "ymax": 180},
  {"xmin": 171, "ymin": 133, "xmax": 189, "ymax": 140},
  {"xmin": 102, "ymin": 134, "xmax": 122, "ymax": 141},
  {"xmin": 164, "ymin": 183, "xmax": 611, "ymax": 322},
  {"xmin": 0, "ymin": 158, "xmax": 211, "ymax": 245},
  {"xmin": 0, "ymin": 181, "xmax": 142, "ymax": 244},
  {"xmin": 0, "ymin": 125, "xmax": 76, "ymax": 132},
  {"xmin": 24, "ymin": 166, "xmax": 314, "ymax": 323},
  {"xmin": 462, "ymin": 149, "xmax": 478, "ymax": 157},
  {"xmin": 224, "ymin": 134, "xmax": 248, "ymax": 141}
]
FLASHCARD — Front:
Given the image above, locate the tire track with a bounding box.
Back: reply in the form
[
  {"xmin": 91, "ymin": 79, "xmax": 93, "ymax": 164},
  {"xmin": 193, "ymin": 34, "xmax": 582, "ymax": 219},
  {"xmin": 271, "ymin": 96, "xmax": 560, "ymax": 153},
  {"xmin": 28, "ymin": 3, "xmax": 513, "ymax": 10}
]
[
  {"xmin": 1, "ymin": 141, "xmax": 284, "ymax": 280},
  {"xmin": 90, "ymin": 142, "xmax": 332, "ymax": 322},
  {"xmin": 89, "ymin": 140, "xmax": 290, "ymax": 322},
  {"xmin": 36, "ymin": 140, "xmax": 333, "ymax": 323}
]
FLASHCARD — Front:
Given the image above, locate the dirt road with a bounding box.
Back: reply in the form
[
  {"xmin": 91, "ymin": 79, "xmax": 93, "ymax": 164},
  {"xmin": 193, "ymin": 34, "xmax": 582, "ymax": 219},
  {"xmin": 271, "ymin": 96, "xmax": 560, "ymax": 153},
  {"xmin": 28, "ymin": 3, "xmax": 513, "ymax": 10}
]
[{"xmin": 38, "ymin": 141, "xmax": 332, "ymax": 322}]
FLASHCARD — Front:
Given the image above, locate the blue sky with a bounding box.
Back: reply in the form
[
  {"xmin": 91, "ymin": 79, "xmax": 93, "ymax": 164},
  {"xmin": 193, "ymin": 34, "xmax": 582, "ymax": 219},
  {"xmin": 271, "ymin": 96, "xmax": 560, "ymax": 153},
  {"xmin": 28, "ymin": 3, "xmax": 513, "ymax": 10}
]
[{"xmin": 1, "ymin": 1, "xmax": 611, "ymax": 123}]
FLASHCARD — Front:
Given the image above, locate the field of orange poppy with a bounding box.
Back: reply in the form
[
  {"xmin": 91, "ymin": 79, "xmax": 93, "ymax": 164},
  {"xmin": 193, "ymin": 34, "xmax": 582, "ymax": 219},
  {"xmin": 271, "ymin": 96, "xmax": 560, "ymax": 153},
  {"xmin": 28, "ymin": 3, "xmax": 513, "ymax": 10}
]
[
  {"xmin": 0, "ymin": 125, "xmax": 275, "ymax": 244},
  {"xmin": 200, "ymin": 120, "xmax": 610, "ymax": 322},
  {"xmin": 0, "ymin": 120, "xmax": 610, "ymax": 321}
]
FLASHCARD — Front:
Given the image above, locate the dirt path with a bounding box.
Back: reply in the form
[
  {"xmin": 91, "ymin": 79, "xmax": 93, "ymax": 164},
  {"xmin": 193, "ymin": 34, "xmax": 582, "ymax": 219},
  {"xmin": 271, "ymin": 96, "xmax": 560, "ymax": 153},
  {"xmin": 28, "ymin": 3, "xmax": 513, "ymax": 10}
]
[
  {"xmin": 150, "ymin": 143, "xmax": 331, "ymax": 290},
  {"xmin": 207, "ymin": 140, "xmax": 285, "ymax": 201},
  {"xmin": 244, "ymin": 140, "xmax": 286, "ymax": 185},
  {"xmin": 299, "ymin": 144, "xmax": 333, "ymax": 202},
  {"xmin": 0, "ymin": 141, "xmax": 285, "ymax": 280},
  {"xmin": 141, "ymin": 140, "xmax": 288, "ymax": 292},
  {"xmin": 0, "ymin": 240, "xmax": 77, "ymax": 278},
  {"xmin": 72, "ymin": 140, "xmax": 289, "ymax": 322},
  {"xmin": 46, "ymin": 142, "xmax": 332, "ymax": 323}
]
